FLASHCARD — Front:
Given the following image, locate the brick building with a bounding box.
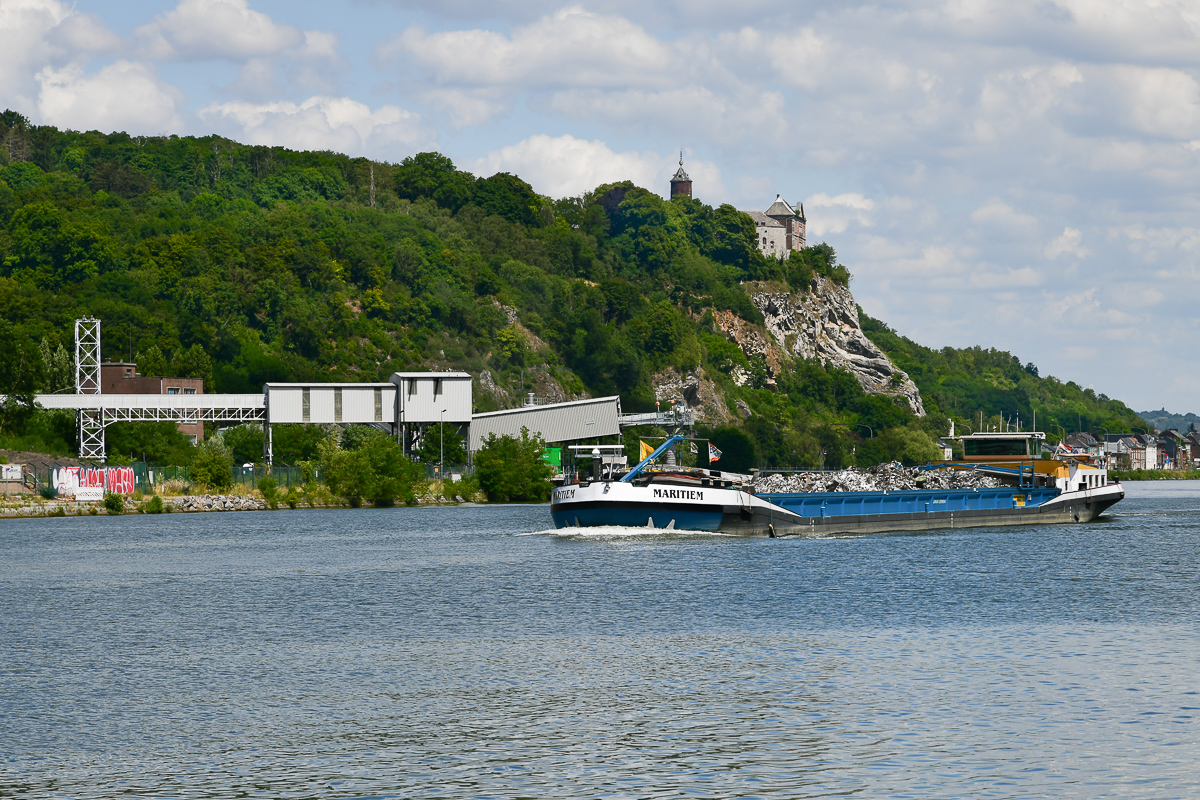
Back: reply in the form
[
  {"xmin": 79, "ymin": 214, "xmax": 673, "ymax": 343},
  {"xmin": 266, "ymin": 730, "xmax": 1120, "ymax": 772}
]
[{"xmin": 100, "ymin": 362, "xmax": 205, "ymax": 442}]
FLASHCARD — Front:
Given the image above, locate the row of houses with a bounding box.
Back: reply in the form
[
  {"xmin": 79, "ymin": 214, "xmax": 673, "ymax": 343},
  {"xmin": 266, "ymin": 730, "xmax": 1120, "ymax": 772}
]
[{"xmin": 1063, "ymin": 430, "xmax": 1200, "ymax": 470}]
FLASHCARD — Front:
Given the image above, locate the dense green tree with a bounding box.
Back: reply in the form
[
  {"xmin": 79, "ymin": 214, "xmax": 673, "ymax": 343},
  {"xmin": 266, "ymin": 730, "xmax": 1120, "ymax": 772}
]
[
  {"xmin": 190, "ymin": 434, "xmax": 234, "ymax": 489},
  {"xmin": 106, "ymin": 421, "xmax": 196, "ymax": 465},
  {"xmin": 474, "ymin": 172, "xmax": 540, "ymax": 226},
  {"xmin": 321, "ymin": 428, "xmax": 422, "ymax": 506},
  {"xmin": 0, "ymin": 320, "xmax": 43, "ymax": 438},
  {"xmin": 475, "ymin": 427, "xmax": 552, "ymax": 502},
  {"xmin": 135, "ymin": 345, "xmax": 170, "ymax": 377},
  {"xmin": 39, "ymin": 338, "xmax": 72, "ymax": 392},
  {"xmin": 704, "ymin": 426, "xmax": 757, "ymax": 473},
  {"xmin": 395, "ymin": 152, "xmax": 476, "ymax": 211},
  {"xmin": 856, "ymin": 424, "xmax": 941, "ymax": 467},
  {"xmin": 416, "ymin": 423, "xmax": 466, "ymax": 467},
  {"xmin": 222, "ymin": 424, "xmax": 263, "ymax": 465}
]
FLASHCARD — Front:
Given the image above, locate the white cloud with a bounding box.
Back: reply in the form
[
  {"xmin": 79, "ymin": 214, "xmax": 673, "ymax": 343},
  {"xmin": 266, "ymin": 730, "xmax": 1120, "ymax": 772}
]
[
  {"xmin": 131, "ymin": 0, "xmax": 343, "ymax": 95},
  {"xmin": 969, "ymin": 266, "xmax": 1042, "ymax": 288},
  {"xmin": 37, "ymin": 61, "xmax": 185, "ymax": 133},
  {"xmin": 804, "ymin": 193, "xmax": 875, "ymax": 235},
  {"xmin": 382, "ymin": 7, "xmax": 674, "ymax": 89},
  {"xmin": 0, "ymin": 0, "xmax": 120, "ymax": 111},
  {"xmin": 423, "ymin": 88, "xmax": 510, "ymax": 129},
  {"xmin": 471, "ymin": 134, "xmax": 723, "ymax": 199},
  {"xmin": 1105, "ymin": 66, "xmax": 1200, "ymax": 140},
  {"xmin": 970, "ymin": 199, "xmax": 1039, "ymax": 233},
  {"xmin": 198, "ymin": 96, "xmax": 432, "ymax": 158},
  {"xmin": 135, "ymin": 0, "xmax": 304, "ymax": 61},
  {"xmin": 1045, "ymin": 227, "xmax": 1087, "ymax": 259}
]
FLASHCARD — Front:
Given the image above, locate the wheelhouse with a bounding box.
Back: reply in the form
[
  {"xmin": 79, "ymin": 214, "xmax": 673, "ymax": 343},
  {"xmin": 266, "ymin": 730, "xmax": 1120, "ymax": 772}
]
[{"xmin": 959, "ymin": 432, "xmax": 1046, "ymax": 462}]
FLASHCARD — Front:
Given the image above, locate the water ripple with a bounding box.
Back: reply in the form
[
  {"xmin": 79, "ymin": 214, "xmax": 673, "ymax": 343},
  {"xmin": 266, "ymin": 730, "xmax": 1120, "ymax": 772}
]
[{"xmin": 2, "ymin": 491, "xmax": 1199, "ymax": 797}]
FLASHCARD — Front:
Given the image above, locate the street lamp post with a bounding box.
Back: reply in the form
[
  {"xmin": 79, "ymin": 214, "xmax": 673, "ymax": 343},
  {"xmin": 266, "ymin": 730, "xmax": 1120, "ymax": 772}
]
[
  {"xmin": 857, "ymin": 424, "xmax": 874, "ymax": 438},
  {"xmin": 440, "ymin": 408, "xmax": 445, "ymax": 483}
]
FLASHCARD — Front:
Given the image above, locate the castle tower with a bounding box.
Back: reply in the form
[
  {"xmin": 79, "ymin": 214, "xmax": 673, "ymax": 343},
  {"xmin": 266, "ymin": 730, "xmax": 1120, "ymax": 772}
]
[{"xmin": 670, "ymin": 152, "xmax": 692, "ymax": 198}]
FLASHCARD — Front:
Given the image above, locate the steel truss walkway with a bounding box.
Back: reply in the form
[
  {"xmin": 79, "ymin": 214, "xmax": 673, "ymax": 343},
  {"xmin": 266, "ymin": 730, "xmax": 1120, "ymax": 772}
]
[{"xmin": 34, "ymin": 394, "xmax": 266, "ymax": 423}]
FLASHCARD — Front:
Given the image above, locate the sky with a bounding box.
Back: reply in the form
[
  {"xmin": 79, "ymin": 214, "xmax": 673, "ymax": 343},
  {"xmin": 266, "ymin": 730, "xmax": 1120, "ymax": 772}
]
[{"xmin": 3, "ymin": 0, "xmax": 1200, "ymax": 414}]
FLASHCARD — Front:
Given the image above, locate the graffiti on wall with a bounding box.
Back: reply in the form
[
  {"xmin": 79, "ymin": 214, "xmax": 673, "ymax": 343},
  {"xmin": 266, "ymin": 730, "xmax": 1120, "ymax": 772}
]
[{"xmin": 54, "ymin": 467, "xmax": 136, "ymax": 496}]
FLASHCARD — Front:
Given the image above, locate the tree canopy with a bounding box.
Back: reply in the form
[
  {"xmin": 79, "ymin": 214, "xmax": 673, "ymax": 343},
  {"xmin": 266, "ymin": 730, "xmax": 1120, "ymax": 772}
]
[{"xmin": 0, "ymin": 109, "xmax": 1144, "ymax": 468}]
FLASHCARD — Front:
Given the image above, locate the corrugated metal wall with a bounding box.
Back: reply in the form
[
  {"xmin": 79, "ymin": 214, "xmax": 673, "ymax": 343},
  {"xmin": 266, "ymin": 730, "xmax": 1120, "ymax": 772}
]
[
  {"xmin": 393, "ymin": 373, "xmax": 472, "ymax": 423},
  {"xmin": 266, "ymin": 384, "xmax": 395, "ymax": 424},
  {"xmin": 469, "ymin": 397, "xmax": 621, "ymax": 450}
]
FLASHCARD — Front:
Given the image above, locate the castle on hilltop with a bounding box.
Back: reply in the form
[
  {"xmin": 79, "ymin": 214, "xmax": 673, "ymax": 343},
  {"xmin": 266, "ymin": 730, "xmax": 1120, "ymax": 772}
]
[{"xmin": 670, "ymin": 157, "xmax": 806, "ymax": 260}]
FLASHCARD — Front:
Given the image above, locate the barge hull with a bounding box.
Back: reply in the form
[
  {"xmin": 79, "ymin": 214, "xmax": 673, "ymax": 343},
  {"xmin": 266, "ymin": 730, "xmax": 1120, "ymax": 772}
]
[
  {"xmin": 550, "ymin": 482, "xmax": 1124, "ymax": 537},
  {"xmin": 723, "ymin": 489, "xmax": 1122, "ymax": 537}
]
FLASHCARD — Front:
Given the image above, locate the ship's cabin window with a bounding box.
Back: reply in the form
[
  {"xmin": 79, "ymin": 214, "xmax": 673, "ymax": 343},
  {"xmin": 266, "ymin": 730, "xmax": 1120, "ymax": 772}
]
[{"xmin": 963, "ymin": 438, "xmax": 1032, "ymax": 457}]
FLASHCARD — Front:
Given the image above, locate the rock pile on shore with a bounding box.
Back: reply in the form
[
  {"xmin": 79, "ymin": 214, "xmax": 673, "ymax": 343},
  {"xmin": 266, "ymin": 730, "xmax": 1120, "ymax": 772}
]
[
  {"xmin": 165, "ymin": 495, "xmax": 267, "ymax": 512},
  {"xmin": 751, "ymin": 462, "xmax": 1004, "ymax": 493}
]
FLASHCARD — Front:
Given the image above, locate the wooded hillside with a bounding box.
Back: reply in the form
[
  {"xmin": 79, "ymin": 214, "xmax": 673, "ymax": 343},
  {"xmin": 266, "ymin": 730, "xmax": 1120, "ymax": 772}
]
[{"xmin": 0, "ymin": 110, "xmax": 1144, "ymax": 467}]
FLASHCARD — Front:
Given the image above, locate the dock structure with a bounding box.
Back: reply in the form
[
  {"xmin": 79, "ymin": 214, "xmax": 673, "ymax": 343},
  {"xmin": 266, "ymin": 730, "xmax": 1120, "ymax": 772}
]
[{"xmin": 23, "ymin": 318, "xmax": 697, "ymax": 463}]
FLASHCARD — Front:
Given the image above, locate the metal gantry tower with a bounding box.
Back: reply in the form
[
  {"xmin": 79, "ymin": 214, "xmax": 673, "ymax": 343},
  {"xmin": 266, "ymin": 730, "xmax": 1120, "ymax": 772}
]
[{"xmin": 74, "ymin": 317, "xmax": 105, "ymax": 460}]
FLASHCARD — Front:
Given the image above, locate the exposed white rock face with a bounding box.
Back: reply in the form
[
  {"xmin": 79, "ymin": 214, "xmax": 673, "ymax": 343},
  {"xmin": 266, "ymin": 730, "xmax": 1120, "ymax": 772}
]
[
  {"xmin": 713, "ymin": 277, "xmax": 925, "ymax": 416},
  {"xmin": 651, "ymin": 367, "xmax": 733, "ymax": 425},
  {"xmin": 750, "ymin": 278, "xmax": 925, "ymax": 415}
]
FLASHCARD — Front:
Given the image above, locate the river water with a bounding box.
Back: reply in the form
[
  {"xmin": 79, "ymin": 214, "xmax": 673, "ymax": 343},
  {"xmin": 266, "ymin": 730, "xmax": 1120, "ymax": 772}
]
[{"xmin": 2, "ymin": 482, "xmax": 1199, "ymax": 799}]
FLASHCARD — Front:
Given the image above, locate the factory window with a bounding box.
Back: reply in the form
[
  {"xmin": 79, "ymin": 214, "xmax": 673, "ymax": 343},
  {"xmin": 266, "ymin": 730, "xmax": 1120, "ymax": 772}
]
[
  {"xmin": 167, "ymin": 387, "xmax": 180, "ymax": 395},
  {"xmin": 408, "ymin": 380, "xmax": 417, "ymax": 397},
  {"xmin": 302, "ymin": 388, "xmax": 310, "ymax": 422},
  {"xmin": 183, "ymin": 388, "xmax": 197, "ymax": 395},
  {"xmin": 375, "ymin": 388, "xmax": 383, "ymax": 422},
  {"xmin": 334, "ymin": 388, "xmax": 343, "ymax": 422},
  {"xmin": 434, "ymin": 378, "xmax": 443, "ymax": 397}
]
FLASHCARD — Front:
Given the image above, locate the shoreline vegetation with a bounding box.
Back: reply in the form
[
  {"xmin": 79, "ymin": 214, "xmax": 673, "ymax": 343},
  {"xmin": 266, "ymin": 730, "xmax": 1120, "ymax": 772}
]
[
  {"xmin": 1110, "ymin": 469, "xmax": 1200, "ymax": 481},
  {"xmin": 0, "ymin": 477, "xmax": 480, "ymax": 518}
]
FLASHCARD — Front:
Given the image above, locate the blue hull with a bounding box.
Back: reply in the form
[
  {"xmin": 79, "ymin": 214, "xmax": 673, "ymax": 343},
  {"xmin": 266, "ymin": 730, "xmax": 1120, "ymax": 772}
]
[
  {"xmin": 759, "ymin": 487, "xmax": 1061, "ymax": 517},
  {"xmin": 551, "ymin": 506, "xmax": 724, "ymax": 531}
]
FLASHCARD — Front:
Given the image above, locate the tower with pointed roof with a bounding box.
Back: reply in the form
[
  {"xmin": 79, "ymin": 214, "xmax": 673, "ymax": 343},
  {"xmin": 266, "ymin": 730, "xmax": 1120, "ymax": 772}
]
[{"xmin": 669, "ymin": 152, "xmax": 692, "ymax": 198}]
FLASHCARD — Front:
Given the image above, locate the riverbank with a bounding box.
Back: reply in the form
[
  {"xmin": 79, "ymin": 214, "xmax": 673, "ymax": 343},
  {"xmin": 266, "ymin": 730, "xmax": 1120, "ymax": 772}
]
[
  {"xmin": 1111, "ymin": 468, "xmax": 1200, "ymax": 481},
  {"xmin": 0, "ymin": 490, "xmax": 472, "ymax": 518}
]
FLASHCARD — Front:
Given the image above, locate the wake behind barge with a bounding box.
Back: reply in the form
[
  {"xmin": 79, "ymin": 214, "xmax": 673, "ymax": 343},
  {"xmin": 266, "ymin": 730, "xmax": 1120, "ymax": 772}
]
[{"xmin": 550, "ymin": 432, "xmax": 1124, "ymax": 536}]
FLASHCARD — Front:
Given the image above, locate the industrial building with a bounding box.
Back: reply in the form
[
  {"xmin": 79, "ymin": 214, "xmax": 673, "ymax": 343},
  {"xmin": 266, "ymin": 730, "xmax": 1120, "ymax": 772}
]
[{"xmin": 26, "ymin": 319, "xmax": 692, "ymax": 463}]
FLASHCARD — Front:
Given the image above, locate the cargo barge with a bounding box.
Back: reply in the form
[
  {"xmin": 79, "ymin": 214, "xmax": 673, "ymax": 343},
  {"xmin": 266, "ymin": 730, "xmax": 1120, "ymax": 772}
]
[{"xmin": 550, "ymin": 432, "xmax": 1123, "ymax": 536}]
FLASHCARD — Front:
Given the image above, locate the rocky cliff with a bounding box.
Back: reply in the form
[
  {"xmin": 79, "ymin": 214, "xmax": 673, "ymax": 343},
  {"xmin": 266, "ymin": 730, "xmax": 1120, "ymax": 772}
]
[{"xmin": 711, "ymin": 276, "xmax": 926, "ymax": 416}]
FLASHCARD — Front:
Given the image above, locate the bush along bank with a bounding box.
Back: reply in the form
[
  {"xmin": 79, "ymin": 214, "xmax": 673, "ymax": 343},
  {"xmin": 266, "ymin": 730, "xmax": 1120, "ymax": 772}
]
[{"xmin": 1110, "ymin": 469, "xmax": 1200, "ymax": 481}]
